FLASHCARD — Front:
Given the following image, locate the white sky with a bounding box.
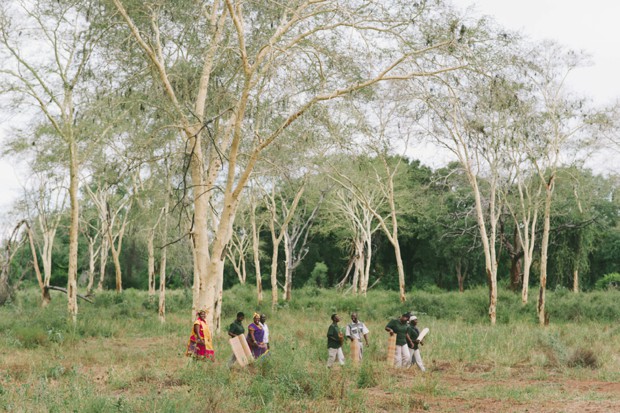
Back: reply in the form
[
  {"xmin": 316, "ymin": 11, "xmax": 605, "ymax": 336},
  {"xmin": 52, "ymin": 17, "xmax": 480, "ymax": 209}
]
[
  {"xmin": 1, "ymin": 0, "xmax": 619, "ymax": 220},
  {"xmin": 458, "ymin": 0, "xmax": 620, "ymax": 105}
]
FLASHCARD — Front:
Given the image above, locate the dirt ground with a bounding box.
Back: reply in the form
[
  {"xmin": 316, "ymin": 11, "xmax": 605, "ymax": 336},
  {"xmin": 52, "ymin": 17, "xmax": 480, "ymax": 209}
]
[{"xmin": 364, "ymin": 365, "xmax": 620, "ymax": 413}]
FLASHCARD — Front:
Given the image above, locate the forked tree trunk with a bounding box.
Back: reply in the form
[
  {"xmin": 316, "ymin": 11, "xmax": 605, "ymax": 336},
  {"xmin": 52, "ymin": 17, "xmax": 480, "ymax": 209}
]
[
  {"xmin": 455, "ymin": 259, "xmax": 466, "ymax": 293},
  {"xmin": 108, "ymin": 230, "xmax": 124, "ymax": 293},
  {"xmin": 538, "ymin": 177, "xmax": 554, "ymax": 325},
  {"xmin": 25, "ymin": 223, "xmax": 51, "ymax": 306},
  {"xmin": 352, "ymin": 239, "xmax": 363, "ymax": 294}
]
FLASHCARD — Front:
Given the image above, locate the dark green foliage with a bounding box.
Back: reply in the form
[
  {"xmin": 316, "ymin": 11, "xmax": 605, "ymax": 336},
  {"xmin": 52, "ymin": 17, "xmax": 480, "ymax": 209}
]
[
  {"xmin": 594, "ymin": 272, "xmax": 620, "ymax": 290},
  {"xmin": 308, "ymin": 262, "xmax": 328, "ymax": 287}
]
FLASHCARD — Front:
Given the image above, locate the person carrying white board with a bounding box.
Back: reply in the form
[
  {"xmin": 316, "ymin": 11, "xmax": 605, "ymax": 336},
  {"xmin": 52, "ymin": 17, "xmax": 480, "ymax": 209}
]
[{"xmin": 407, "ymin": 315, "xmax": 426, "ymax": 372}]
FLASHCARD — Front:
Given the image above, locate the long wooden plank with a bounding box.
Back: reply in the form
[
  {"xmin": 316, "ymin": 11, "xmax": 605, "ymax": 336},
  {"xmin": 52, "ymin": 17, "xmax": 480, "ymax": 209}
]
[
  {"xmin": 351, "ymin": 339, "xmax": 360, "ymax": 364},
  {"xmin": 229, "ymin": 335, "xmax": 252, "ymax": 367},
  {"xmin": 386, "ymin": 334, "xmax": 396, "ymax": 367}
]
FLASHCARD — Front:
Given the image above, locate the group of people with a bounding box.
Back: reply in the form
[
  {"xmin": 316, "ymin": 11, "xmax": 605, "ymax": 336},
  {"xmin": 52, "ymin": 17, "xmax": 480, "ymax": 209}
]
[
  {"xmin": 327, "ymin": 311, "xmax": 426, "ymax": 371},
  {"xmin": 186, "ymin": 308, "xmax": 426, "ymax": 371},
  {"xmin": 185, "ymin": 310, "xmax": 270, "ymax": 364},
  {"xmin": 226, "ymin": 311, "xmax": 270, "ymax": 366}
]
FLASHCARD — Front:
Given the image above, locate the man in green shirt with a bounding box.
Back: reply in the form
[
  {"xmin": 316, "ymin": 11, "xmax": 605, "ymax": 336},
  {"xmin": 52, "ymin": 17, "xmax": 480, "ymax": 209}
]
[
  {"xmin": 227, "ymin": 312, "xmax": 245, "ymax": 367},
  {"xmin": 326, "ymin": 314, "xmax": 345, "ymax": 367},
  {"xmin": 385, "ymin": 312, "xmax": 411, "ymax": 368}
]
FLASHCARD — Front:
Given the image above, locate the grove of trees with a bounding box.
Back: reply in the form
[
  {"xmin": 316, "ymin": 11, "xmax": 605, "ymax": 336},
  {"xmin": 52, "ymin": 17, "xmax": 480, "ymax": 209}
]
[{"xmin": 1, "ymin": 0, "xmax": 618, "ymax": 327}]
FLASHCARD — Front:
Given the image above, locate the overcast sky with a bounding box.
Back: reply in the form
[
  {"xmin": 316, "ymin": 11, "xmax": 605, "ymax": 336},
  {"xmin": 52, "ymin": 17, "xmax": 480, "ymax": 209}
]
[
  {"xmin": 458, "ymin": 0, "xmax": 620, "ymax": 104},
  {"xmin": 1, "ymin": 0, "xmax": 618, "ymax": 220}
]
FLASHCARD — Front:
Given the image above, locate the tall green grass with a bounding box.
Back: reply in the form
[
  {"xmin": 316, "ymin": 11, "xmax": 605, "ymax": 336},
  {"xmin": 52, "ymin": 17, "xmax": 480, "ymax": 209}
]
[{"xmin": 0, "ymin": 286, "xmax": 619, "ymax": 412}]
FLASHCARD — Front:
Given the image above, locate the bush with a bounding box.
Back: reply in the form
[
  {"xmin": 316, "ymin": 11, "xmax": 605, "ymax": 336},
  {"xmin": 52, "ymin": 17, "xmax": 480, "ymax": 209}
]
[
  {"xmin": 308, "ymin": 262, "xmax": 328, "ymax": 288},
  {"xmin": 13, "ymin": 326, "xmax": 48, "ymax": 348},
  {"xmin": 594, "ymin": 273, "xmax": 620, "ymax": 290},
  {"xmin": 567, "ymin": 348, "xmax": 599, "ymax": 369}
]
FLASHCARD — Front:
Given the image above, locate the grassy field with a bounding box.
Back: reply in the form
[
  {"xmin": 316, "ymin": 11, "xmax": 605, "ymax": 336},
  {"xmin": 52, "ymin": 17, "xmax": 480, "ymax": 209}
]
[{"xmin": 1, "ymin": 286, "xmax": 619, "ymax": 412}]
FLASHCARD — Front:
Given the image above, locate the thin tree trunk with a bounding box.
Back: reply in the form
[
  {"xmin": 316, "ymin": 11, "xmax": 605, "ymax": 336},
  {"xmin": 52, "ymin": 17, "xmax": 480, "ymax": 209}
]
[
  {"xmin": 283, "ymin": 232, "xmax": 293, "ymax": 301},
  {"xmin": 96, "ymin": 206, "xmax": 110, "ymax": 291},
  {"xmin": 25, "ymin": 223, "xmax": 50, "ymax": 306},
  {"xmin": 572, "ymin": 268, "xmax": 579, "ymax": 293},
  {"xmin": 250, "ymin": 203, "xmax": 263, "ymax": 304},
  {"xmin": 108, "ymin": 230, "xmax": 124, "ymax": 293},
  {"xmin": 147, "ymin": 232, "xmax": 156, "ymax": 296},
  {"xmin": 86, "ymin": 237, "xmax": 96, "ymax": 293},
  {"xmin": 538, "ymin": 178, "xmax": 554, "ymax": 325},
  {"xmin": 67, "ymin": 138, "xmax": 79, "ymax": 323},
  {"xmin": 158, "ymin": 203, "xmax": 169, "ymax": 323},
  {"xmin": 456, "ymin": 259, "xmax": 465, "ymax": 293}
]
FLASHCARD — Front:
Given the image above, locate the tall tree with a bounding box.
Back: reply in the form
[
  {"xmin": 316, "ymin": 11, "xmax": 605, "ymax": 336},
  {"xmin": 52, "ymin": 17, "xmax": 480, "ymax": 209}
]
[
  {"xmin": 418, "ymin": 27, "xmax": 519, "ymax": 323},
  {"xmin": 107, "ymin": 0, "xmax": 467, "ymax": 324},
  {"xmin": 1, "ymin": 0, "xmax": 107, "ymax": 321},
  {"xmin": 522, "ymin": 42, "xmax": 612, "ymax": 324}
]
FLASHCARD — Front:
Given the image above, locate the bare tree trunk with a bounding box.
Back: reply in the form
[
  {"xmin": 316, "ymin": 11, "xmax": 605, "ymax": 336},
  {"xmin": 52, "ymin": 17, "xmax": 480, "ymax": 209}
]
[
  {"xmin": 393, "ymin": 237, "xmax": 406, "ymax": 303},
  {"xmin": 24, "ymin": 223, "xmax": 51, "ymax": 306},
  {"xmin": 97, "ymin": 233, "xmax": 109, "ymax": 291},
  {"xmin": 572, "ymin": 269, "xmax": 579, "ymax": 293},
  {"xmin": 147, "ymin": 232, "xmax": 156, "ymax": 296},
  {"xmin": 361, "ymin": 213, "xmax": 374, "ymax": 296},
  {"xmin": 250, "ymin": 203, "xmax": 263, "ymax": 304},
  {"xmin": 41, "ymin": 228, "xmax": 57, "ymax": 292},
  {"xmin": 108, "ymin": 230, "xmax": 124, "ymax": 293},
  {"xmin": 269, "ymin": 231, "xmax": 280, "ymax": 309},
  {"xmin": 455, "ymin": 259, "xmax": 466, "ymax": 293},
  {"xmin": 283, "ymin": 232, "xmax": 293, "ymax": 301},
  {"xmin": 85, "ymin": 233, "xmax": 99, "ymax": 294},
  {"xmin": 158, "ymin": 203, "xmax": 169, "ymax": 323},
  {"xmin": 470, "ymin": 177, "xmax": 499, "ymax": 325},
  {"xmin": 352, "ymin": 239, "xmax": 363, "ymax": 294},
  {"xmin": 188, "ymin": 129, "xmax": 211, "ymax": 320},
  {"xmin": 67, "ymin": 139, "xmax": 79, "ymax": 323},
  {"xmin": 538, "ymin": 177, "xmax": 554, "ymax": 325},
  {"xmin": 507, "ymin": 227, "xmax": 523, "ymax": 292}
]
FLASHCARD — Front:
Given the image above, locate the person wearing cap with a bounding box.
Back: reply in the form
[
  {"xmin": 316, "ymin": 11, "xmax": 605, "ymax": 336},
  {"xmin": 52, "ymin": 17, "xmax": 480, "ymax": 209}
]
[
  {"xmin": 326, "ymin": 314, "xmax": 345, "ymax": 367},
  {"xmin": 227, "ymin": 312, "xmax": 245, "ymax": 367},
  {"xmin": 407, "ymin": 315, "xmax": 426, "ymax": 372},
  {"xmin": 385, "ymin": 312, "xmax": 411, "ymax": 368},
  {"xmin": 346, "ymin": 312, "xmax": 370, "ymax": 360}
]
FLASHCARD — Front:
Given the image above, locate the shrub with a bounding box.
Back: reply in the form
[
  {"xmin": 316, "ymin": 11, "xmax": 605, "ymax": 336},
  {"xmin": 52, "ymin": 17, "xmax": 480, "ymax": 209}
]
[
  {"xmin": 308, "ymin": 262, "xmax": 328, "ymax": 288},
  {"xmin": 567, "ymin": 348, "xmax": 599, "ymax": 369},
  {"xmin": 357, "ymin": 362, "xmax": 378, "ymax": 388},
  {"xmin": 594, "ymin": 273, "xmax": 620, "ymax": 290},
  {"xmin": 13, "ymin": 326, "xmax": 48, "ymax": 348}
]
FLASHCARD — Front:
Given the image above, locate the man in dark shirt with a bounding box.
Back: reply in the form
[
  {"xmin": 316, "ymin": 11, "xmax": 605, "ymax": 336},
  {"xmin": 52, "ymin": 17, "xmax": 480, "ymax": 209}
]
[
  {"xmin": 326, "ymin": 314, "xmax": 345, "ymax": 367},
  {"xmin": 227, "ymin": 312, "xmax": 245, "ymax": 367},
  {"xmin": 385, "ymin": 312, "xmax": 411, "ymax": 368}
]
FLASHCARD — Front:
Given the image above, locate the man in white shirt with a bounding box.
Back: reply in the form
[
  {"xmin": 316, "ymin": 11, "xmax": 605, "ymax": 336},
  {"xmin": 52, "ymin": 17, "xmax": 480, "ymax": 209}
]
[
  {"xmin": 259, "ymin": 313, "xmax": 270, "ymax": 350},
  {"xmin": 346, "ymin": 312, "xmax": 369, "ymax": 360}
]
